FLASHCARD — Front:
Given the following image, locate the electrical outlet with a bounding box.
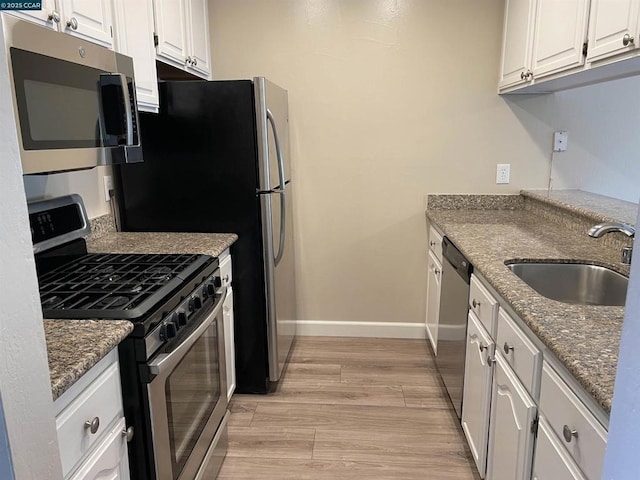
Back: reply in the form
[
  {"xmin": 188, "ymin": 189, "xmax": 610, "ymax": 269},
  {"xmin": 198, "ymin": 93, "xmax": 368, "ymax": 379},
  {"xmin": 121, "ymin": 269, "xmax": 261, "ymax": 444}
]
[
  {"xmin": 553, "ymin": 131, "xmax": 568, "ymax": 152},
  {"xmin": 496, "ymin": 164, "xmax": 510, "ymax": 184},
  {"xmin": 103, "ymin": 175, "xmax": 114, "ymax": 202}
]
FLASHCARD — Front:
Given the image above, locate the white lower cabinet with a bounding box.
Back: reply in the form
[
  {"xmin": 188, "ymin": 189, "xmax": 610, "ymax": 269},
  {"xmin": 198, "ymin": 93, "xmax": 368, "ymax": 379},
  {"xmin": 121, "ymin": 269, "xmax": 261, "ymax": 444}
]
[
  {"xmin": 532, "ymin": 416, "xmax": 586, "ymax": 480},
  {"xmin": 68, "ymin": 417, "xmax": 130, "ymax": 480},
  {"xmin": 486, "ymin": 353, "xmax": 537, "ymax": 480},
  {"xmin": 461, "ymin": 312, "xmax": 495, "ymax": 478},
  {"xmin": 425, "ymin": 249, "xmax": 442, "ymax": 354},
  {"xmin": 223, "ymin": 286, "xmax": 236, "ymax": 401},
  {"xmin": 54, "ymin": 349, "xmax": 130, "ymax": 480}
]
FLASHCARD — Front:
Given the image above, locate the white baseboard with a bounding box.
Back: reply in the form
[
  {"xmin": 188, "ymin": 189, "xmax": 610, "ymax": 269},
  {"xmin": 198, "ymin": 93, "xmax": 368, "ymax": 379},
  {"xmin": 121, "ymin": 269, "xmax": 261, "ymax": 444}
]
[{"xmin": 294, "ymin": 320, "xmax": 426, "ymax": 339}]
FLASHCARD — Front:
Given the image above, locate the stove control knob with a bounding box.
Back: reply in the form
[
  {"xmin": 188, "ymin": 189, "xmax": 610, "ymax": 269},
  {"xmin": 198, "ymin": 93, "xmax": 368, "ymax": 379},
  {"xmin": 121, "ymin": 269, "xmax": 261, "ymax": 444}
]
[
  {"xmin": 160, "ymin": 321, "xmax": 177, "ymax": 340},
  {"xmin": 206, "ymin": 283, "xmax": 216, "ymax": 296},
  {"xmin": 213, "ymin": 276, "xmax": 222, "ymax": 289},
  {"xmin": 189, "ymin": 296, "xmax": 202, "ymax": 312},
  {"xmin": 174, "ymin": 311, "xmax": 187, "ymax": 327}
]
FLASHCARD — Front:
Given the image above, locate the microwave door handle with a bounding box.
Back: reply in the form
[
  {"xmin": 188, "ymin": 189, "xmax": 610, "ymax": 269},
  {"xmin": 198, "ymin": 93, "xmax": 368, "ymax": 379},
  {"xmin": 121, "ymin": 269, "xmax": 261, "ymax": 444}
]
[
  {"xmin": 99, "ymin": 73, "xmax": 133, "ymax": 145},
  {"xmin": 148, "ymin": 288, "xmax": 227, "ymax": 378}
]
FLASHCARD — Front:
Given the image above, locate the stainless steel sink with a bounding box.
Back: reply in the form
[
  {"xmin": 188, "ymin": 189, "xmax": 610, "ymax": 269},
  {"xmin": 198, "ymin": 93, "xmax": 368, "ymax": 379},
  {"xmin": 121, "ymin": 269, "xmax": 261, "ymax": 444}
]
[{"xmin": 505, "ymin": 262, "xmax": 628, "ymax": 306}]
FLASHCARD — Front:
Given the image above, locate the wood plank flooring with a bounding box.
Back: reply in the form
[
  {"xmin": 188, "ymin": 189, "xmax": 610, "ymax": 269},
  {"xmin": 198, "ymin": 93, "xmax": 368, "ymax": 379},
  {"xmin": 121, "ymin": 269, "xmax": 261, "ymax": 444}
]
[{"xmin": 213, "ymin": 336, "xmax": 480, "ymax": 479}]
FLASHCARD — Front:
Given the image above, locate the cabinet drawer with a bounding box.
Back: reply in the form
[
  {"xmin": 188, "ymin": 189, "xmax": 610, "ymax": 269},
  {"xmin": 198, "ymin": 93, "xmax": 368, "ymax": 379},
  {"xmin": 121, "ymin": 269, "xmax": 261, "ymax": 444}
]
[
  {"xmin": 533, "ymin": 416, "xmax": 586, "ymax": 480},
  {"xmin": 469, "ymin": 275, "xmax": 499, "ymax": 337},
  {"xmin": 540, "ymin": 362, "xmax": 607, "ymax": 480},
  {"xmin": 428, "ymin": 226, "xmax": 443, "ymax": 263},
  {"xmin": 496, "ymin": 308, "xmax": 542, "ymax": 399},
  {"xmin": 56, "ymin": 361, "xmax": 124, "ymax": 476},
  {"xmin": 219, "ymin": 250, "xmax": 233, "ymax": 289}
]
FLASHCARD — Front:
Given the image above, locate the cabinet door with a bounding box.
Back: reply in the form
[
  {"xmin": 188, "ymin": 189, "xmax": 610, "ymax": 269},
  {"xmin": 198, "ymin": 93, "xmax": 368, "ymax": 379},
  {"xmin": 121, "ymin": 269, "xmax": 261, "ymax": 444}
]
[
  {"xmin": 425, "ymin": 250, "xmax": 442, "ymax": 355},
  {"xmin": 112, "ymin": 0, "xmax": 159, "ymax": 112},
  {"xmin": 499, "ymin": 0, "xmax": 537, "ymax": 89},
  {"xmin": 223, "ymin": 287, "xmax": 236, "ymax": 402},
  {"xmin": 68, "ymin": 417, "xmax": 130, "ymax": 480},
  {"xmin": 532, "ymin": 417, "xmax": 586, "ymax": 480},
  {"xmin": 587, "ymin": 0, "xmax": 640, "ymax": 62},
  {"xmin": 186, "ymin": 0, "xmax": 211, "ymax": 78},
  {"xmin": 154, "ymin": 0, "xmax": 188, "ymax": 67},
  {"xmin": 486, "ymin": 354, "xmax": 537, "ymax": 480},
  {"xmin": 60, "ymin": 0, "xmax": 113, "ymax": 48},
  {"xmin": 531, "ymin": 0, "xmax": 590, "ymax": 79},
  {"xmin": 2, "ymin": 0, "xmax": 58, "ymax": 29},
  {"xmin": 461, "ymin": 312, "xmax": 495, "ymax": 479}
]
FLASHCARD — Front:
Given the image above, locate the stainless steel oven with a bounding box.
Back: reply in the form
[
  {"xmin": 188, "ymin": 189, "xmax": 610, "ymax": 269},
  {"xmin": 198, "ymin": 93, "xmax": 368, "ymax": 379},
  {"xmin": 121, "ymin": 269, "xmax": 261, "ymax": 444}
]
[
  {"xmin": 147, "ymin": 287, "xmax": 230, "ymax": 480},
  {"xmin": 2, "ymin": 16, "xmax": 143, "ymax": 174}
]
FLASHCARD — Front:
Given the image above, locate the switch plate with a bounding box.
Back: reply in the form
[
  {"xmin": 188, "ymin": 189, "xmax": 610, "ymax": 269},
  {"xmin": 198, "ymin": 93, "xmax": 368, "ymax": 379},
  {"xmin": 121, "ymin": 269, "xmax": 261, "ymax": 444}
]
[
  {"xmin": 496, "ymin": 164, "xmax": 510, "ymax": 184},
  {"xmin": 103, "ymin": 175, "xmax": 114, "ymax": 202},
  {"xmin": 553, "ymin": 131, "xmax": 568, "ymax": 152}
]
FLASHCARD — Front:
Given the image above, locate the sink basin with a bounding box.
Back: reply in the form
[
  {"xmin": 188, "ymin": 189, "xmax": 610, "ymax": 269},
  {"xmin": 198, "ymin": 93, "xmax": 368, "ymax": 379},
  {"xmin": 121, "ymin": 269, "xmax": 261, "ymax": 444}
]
[{"xmin": 505, "ymin": 262, "xmax": 628, "ymax": 306}]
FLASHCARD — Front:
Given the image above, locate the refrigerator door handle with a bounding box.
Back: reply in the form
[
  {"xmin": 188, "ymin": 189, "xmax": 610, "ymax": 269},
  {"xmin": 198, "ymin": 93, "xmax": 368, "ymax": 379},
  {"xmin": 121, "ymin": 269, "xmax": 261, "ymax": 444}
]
[{"xmin": 266, "ymin": 108, "xmax": 287, "ymax": 266}]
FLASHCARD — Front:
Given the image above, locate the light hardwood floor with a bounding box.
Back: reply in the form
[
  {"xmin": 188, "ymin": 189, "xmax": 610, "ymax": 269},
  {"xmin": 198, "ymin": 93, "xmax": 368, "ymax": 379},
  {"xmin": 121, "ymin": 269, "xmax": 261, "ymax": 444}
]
[{"xmin": 215, "ymin": 336, "xmax": 480, "ymax": 479}]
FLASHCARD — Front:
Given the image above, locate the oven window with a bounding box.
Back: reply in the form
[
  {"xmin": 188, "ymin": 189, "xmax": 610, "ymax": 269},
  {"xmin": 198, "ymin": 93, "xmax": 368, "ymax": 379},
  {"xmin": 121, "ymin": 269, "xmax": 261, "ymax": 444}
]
[{"xmin": 165, "ymin": 319, "xmax": 221, "ymax": 476}]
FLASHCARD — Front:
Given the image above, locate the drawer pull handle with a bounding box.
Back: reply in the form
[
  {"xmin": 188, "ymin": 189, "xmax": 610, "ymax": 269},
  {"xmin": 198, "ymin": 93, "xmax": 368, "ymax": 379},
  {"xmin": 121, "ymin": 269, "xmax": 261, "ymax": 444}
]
[
  {"xmin": 563, "ymin": 425, "xmax": 578, "ymax": 443},
  {"xmin": 503, "ymin": 342, "xmax": 514, "ymax": 354},
  {"xmin": 122, "ymin": 426, "xmax": 134, "ymax": 442},
  {"xmin": 472, "ymin": 299, "xmax": 481, "ymax": 308},
  {"xmin": 84, "ymin": 417, "xmax": 100, "ymax": 434}
]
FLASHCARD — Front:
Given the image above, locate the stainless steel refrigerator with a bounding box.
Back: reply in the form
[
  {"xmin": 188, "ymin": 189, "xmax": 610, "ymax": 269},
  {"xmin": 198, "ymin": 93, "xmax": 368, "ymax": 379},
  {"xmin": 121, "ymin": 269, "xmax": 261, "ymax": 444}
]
[{"xmin": 114, "ymin": 78, "xmax": 297, "ymax": 393}]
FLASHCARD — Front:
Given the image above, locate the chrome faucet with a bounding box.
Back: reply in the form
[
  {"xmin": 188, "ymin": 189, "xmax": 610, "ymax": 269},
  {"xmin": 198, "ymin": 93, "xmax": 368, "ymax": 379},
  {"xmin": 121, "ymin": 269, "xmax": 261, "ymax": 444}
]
[{"xmin": 588, "ymin": 222, "xmax": 636, "ymax": 265}]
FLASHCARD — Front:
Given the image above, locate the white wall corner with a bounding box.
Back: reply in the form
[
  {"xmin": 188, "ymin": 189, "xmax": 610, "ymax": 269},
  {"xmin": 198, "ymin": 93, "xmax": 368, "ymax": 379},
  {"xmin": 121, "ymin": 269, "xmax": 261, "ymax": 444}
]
[{"xmin": 0, "ymin": 18, "xmax": 63, "ymax": 479}]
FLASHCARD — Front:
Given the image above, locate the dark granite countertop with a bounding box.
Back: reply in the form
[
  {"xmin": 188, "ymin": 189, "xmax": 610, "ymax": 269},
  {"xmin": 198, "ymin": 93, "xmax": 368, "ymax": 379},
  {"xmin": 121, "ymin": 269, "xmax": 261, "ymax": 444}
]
[
  {"xmin": 45, "ymin": 320, "xmax": 133, "ymax": 401},
  {"xmin": 87, "ymin": 232, "xmax": 238, "ymax": 257},
  {"xmin": 426, "ymin": 207, "xmax": 625, "ymax": 414}
]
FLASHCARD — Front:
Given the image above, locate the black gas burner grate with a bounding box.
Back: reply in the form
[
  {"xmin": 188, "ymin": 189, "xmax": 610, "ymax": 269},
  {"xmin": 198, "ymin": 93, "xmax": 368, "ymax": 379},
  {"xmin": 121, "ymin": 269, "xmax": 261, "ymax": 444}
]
[{"xmin": 39, "ymin": 253, "xmax": 211, "ymax": 320}]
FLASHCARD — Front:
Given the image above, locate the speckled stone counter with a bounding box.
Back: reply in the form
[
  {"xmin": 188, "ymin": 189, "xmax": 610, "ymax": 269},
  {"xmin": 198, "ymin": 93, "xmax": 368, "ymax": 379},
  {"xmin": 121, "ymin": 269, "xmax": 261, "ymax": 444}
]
[
  {"xmin": 45, "ymin": 320, "xmax": 133, "ymax": 400},
  {"xmin": 426, "ymin": 205, "xmax": 627, "ymax": 414},
  {"xmin": 87, "ymin": 232, "xmax": 238, "ymax": 258}
]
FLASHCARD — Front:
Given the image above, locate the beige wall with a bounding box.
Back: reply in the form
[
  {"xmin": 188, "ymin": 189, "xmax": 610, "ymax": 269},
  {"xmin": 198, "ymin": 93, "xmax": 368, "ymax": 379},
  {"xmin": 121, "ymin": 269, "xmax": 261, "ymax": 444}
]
[{"xmin": 209, "ymin": 0, "xmax": 553, "ymax": 324}]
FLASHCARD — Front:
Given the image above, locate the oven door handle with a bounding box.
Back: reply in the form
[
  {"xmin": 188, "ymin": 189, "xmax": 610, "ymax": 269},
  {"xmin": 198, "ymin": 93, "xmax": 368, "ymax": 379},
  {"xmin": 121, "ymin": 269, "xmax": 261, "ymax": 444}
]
[{"xmin": 149, "ymin": 288, "xmax": 227, "ymax": 377}]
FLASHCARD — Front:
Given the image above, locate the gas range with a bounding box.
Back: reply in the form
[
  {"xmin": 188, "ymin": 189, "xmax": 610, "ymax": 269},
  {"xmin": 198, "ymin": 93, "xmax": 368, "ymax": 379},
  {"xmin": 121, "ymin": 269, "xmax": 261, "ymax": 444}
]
[{"xmin": 30, "ymin": 195, "xmax": 230, "ymax": 480}]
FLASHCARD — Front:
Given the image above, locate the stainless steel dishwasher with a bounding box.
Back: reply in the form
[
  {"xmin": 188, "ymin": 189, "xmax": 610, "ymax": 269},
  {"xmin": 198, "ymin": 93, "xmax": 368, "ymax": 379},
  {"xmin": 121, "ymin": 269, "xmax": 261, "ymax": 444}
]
[{"xmin": 436, "ymin": 236, "xmax": 473, "ymax": 419}]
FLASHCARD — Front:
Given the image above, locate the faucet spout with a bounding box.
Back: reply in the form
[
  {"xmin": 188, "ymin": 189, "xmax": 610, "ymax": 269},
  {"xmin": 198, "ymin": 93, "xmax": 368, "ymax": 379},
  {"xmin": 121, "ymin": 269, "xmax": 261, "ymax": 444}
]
[{"xmin": 588, "ymin": 222, "xmax": 636, "ymax": 238}]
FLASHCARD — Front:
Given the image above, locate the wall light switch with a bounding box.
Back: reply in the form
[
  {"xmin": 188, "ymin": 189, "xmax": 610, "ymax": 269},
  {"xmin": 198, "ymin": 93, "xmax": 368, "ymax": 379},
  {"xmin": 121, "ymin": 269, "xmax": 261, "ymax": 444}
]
[
  {"xmin": 496, "ymin": 164, "xmax": 510, "ymax": 184},
  {"xmin": 553, "ymin": 131, "xmax": 568, "ymax": 152},
  {"xmin": 103, "ymin": 175, "xmax": 114, "ymax": 202}
]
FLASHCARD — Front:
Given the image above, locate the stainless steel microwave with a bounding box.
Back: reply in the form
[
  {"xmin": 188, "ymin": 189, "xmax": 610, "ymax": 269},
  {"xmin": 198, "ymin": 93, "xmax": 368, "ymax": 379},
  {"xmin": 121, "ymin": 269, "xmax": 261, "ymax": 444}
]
[{"xmin": 2, "ymin": 16, "xmax": 143, "ymax": 174}]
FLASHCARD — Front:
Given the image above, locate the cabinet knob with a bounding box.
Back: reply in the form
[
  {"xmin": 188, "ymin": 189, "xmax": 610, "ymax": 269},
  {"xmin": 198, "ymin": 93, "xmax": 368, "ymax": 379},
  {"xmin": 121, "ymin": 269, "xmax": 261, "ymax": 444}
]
[
  {"xmin": 526, "ymin": 70, "xmax": 534, "ymax": 80},
  {"xmin": 186, "ymin": 56, "xmax": 193, "ymax": 65},
  {"xmin": 121, "ymin": 426, "xmax": 134, "ymax": 442},
  {"xmin": 623, "ymin": 33, "xmax": 635, "ymax": 46},
  {"xmin": 487, "ymin": 356, "xmax": 495, "ymax": 367},
  {"xmin": 193, "ymin": 58, "xmax": 198, "ymax": 66},
  {"xmin": 503, "ymin": 342, "xmax": 514, "ymax": 354},
  {"xmin": 429, "ymin": 241, "xmax": 436, "ymax": 247},
  {"xmin": 434, "ymin": 268, "xmax": 441, "ymax": 275},
  {"xmin": 48, "ymin": 11, "xmax": 60, "ymax": 23},
  {"xmin": 66, "ymin": 17, "xmax": 78, "ymax": 30},
  {"xmin": 84, "ymin": 417, "xmax": 100, "ymax": 434},
  {"xmin": 478, "ymin": 342, "xmax": 488, "ymax": 352},
  {"xmin": 563, "ymin": 425, "xmax": 578, "ymax": 443},
  {"xmin": 472, "ymin": 299, "xmax": 481, "ymax": 309},
  {"xmin": 520, "ymin": 71, "xmax": 526, "ymax": 80}
]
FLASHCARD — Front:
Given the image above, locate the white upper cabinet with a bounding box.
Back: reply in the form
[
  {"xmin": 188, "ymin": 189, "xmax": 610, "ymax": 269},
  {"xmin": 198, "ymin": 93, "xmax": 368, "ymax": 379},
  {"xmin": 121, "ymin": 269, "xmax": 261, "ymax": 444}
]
[
  {"xmin": 186, "ymin": 0, "xmax": 211, "ymax": 77},
  {"xmin": 59, "ymin": 0, "xmax": 113, "ymax": 48},
  {"xmin": 3, "ymin": 0, "xmax": 113, "ymax": 47},
  {"xmin": 112, "ymin": 0, "xmax": 159, "ymax": 112},
  {"xmin": 2, "ymin": 0, "xmax": 58, "ymax": 29},
  {"xmin": 531, "ymin": 0, "xmax": 590, "ymax": 78},
  {"xmin": 499, "ymin": 0, "xmax": 537, "ymax": 89},
  {"xmin": 153, "ymin": 0, "xmax": 212, "ymax": 79},
  {"xmin": 587, "ymin": 0, "xmax": 640, "ymax": 62},
  {"xmin": 154, "ymin": 0, "xmax": 189, "ymax": 67}
]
